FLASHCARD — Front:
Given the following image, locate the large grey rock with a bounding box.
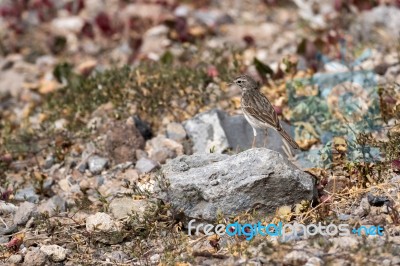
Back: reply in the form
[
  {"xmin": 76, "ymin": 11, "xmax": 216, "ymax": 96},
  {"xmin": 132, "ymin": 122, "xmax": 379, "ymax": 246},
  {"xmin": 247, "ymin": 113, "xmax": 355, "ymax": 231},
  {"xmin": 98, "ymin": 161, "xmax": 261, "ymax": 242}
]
[
  {"xmin": 183, "ymin": 109, "xmax": 298, "ymax": 155},
  {"xmin": 159, "ymin": 148, "xmax": 316, "ymax": 221}
]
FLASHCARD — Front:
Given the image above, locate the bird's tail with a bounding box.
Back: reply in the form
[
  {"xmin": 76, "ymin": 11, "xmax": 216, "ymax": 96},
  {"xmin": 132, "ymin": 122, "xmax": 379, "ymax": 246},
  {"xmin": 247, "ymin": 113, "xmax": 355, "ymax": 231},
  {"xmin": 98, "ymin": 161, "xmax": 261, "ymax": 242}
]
[{"xmin": 277, "ymin": 127, "xmax": 300, "ymax": 149}]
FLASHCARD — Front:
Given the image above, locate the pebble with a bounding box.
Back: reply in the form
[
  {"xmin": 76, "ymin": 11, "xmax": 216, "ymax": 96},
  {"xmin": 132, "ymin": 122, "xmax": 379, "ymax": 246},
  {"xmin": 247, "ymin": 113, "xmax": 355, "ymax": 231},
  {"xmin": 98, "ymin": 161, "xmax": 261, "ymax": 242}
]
[
  {"xmin": 54, "ymin": 119, "xmax": 68, "ymax": 130},
  {"xmin": 0, "ymin": 236, "xmax": 9, "ymax": 244},
  {"xmin": 338, "ymin": 213, "xmax": 351, "ymax": 221},
  {"xmin": 305, "ymin": 257, "xmax": 324, "ymax": 266},
  {"xmin": 135, "ymin": 157, "xmax": 159, "ymax": 174},
  {"xmin": 354, "ymin": 197, "xmax": 371, "ymax": 217},
  {"xmin": 174, "ymin": 5, "xmax": 191, "ymax": 17},
  {"xmin": 38, "ymin": 196, "xmax": 67, "ymax": 216},
  {"xmin": 14, "ymin": 187, "xmax": 39, "ymax": 203},
  {"xmin": 283, "ymin": 250, "xmax": 309, "ymax": 266},
  {"xmin": 58, "ymin": 178, "xmax": 72, "ymax": 192},
  {"xmin": 0, "ymin": 225, "xmax": 17, "ymax": 236},
  {"xmin": 331, "ymin": 236, "xmax": 359, "ymax": 250},
  {"xmin": 146, "ymin": 135, "xmax": 183, "ymax": 163},
  {"xmin": 150, "ymin": 254, "xmax": 160, "ymax": 264},
  {"xmin": 7, "ymin": 254, "xmax": 23, "ymax": 263},
  {"xmin": 13, "ymin": 201, "xmax": 37, "ymax": 225},
  {"xmin": 120, "ymin": 168, "xmax": 139, "ymax": 182},
  {"xmin": 40, "ymin": 244, "xmax": 67, "ymax": 262},
  {"xmin": 110, "ymin": 250, "xmax": 129, "ymax": 263},
  {"xmin": 166, "ymin": 122, "xmax": 187, "ymax": 142},
  {"xmin": 51, "ymin": 16, "xmax": 84, "ymax": 33},
  {"xmin": 88, "ymin": 156, "xmax": 109, "ymax": 175},
  {"xmin": 95, "ymin": 175, "xmax": 105, "ymax": 187},
  {"xmin": 43, "ymin": 154, "xmax": 55, "ymax": 169},
  {"xmin": 23, "ymin": 248, "xmax": 47, "ymax": 266},
  {"xmin": 79, "ymin": 179, "xmax": 90, "ymax": 191},
  {"xmin": 77, "ymin": 161, "xmax": 87, "ymax": 173},
  {"xmin": 0, "ymin": 201, "xmax": 18, "ymax": 214},
  {"xmin": 86, "ymin": 212, "xmax": 116, "ymax": 232}
]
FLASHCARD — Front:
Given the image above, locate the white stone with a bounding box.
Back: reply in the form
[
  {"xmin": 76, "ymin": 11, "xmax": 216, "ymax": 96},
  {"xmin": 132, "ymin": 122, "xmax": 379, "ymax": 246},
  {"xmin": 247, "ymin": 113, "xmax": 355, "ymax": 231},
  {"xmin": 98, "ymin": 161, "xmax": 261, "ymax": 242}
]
[
  {"xmin": 51, "ymin": 16, "xmax": 84, "ymax": 33},
  {"xmin": 86, "ymin": 212, "xmax": 116, "ymax": 232},
  {"xmin": 40, "ymin": 245, "xmax": 67, "ymax": 262}
]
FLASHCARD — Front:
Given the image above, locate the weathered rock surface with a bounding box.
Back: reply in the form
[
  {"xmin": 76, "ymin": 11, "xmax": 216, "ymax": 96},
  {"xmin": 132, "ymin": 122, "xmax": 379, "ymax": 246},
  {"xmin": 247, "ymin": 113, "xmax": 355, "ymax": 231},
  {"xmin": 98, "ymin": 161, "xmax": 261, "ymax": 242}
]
[
  {"xmin": 159, "ymin": 148, "xmax": 316, "ymax": 221},
  {"xmin": 183, "ymin": 109, "xmax": 298, "ymax": 155}
]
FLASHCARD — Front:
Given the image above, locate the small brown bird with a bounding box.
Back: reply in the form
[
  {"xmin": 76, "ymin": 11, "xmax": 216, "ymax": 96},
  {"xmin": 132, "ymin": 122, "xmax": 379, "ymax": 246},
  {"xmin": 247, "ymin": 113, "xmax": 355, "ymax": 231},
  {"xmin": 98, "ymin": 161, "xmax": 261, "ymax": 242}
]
[{"xmin": 232, "ymin": 74, "xmax": 300, "ymax": 149}]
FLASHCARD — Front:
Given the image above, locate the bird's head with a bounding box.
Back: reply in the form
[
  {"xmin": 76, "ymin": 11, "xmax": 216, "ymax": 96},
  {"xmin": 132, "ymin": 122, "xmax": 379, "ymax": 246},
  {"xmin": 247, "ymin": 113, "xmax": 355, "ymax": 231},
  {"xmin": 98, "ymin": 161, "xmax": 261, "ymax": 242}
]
[{"xmin": 231, "ymin": 75, "xmax": 259, "ymax": 91}]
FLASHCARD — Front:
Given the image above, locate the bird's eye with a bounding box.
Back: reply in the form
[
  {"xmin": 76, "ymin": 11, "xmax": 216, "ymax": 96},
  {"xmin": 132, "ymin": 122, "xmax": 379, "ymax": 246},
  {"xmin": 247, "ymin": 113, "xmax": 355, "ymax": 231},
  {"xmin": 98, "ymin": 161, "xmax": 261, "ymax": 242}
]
[{"xmin": 237, "ymin": 80, "xmax": 242, "ymax": 83}]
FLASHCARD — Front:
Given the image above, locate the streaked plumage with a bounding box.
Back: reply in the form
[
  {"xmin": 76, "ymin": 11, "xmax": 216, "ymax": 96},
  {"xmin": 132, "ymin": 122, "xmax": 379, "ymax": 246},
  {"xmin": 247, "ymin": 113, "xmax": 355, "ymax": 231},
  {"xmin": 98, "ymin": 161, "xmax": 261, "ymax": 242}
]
[{"xmin": 233, "ymin": 75, "xmax": 300, "ymax": 149}]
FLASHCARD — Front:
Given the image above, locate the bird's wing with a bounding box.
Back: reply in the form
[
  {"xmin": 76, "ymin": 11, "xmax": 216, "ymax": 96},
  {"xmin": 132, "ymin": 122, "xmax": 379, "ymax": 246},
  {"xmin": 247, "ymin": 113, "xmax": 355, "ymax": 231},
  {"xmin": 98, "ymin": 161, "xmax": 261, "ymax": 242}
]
[{"xmin": 241, "ymin": 92, "xmax": 280, "ymax": 128}]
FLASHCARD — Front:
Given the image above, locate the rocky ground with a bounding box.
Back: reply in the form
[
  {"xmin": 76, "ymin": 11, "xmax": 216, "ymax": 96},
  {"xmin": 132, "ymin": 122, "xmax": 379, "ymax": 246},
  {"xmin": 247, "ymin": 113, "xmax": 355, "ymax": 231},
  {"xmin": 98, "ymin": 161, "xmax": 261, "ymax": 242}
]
[{"xmin": 1, "ymin": 0, "xmax": 400, "ymax": 265}]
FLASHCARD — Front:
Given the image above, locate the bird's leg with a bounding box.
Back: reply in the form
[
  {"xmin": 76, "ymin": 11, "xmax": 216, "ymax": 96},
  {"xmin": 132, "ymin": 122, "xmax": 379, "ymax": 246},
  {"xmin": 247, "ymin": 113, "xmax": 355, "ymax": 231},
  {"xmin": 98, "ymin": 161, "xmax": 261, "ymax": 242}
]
[
  {"xmin": 263, "ymin": 129, "xmax": 268, "ymax": 147},
  {"xmin": 252, "ymin": 127, "xmax": 257, "ymax": 148}
]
